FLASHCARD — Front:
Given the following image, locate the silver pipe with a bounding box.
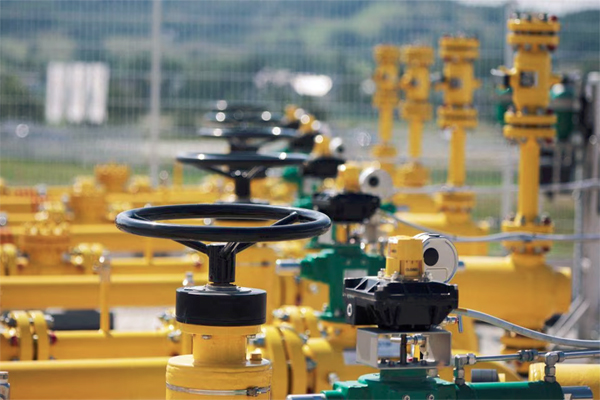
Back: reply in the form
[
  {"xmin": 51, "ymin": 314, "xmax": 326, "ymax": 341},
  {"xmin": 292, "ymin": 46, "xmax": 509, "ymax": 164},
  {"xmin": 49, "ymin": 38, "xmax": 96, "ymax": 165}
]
[
  {"xmin": 385, "ymin": 212, "xmax": 600, "ymax": 243},
  {"xmin": 452, "ymin": 308, "xmax": 600, "ymax": 349}
]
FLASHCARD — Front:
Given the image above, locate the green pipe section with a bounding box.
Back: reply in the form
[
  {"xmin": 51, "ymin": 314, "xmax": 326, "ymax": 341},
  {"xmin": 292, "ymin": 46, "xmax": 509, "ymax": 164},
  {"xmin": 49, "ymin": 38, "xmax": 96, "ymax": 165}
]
[{"xmin": 322, "ymin": 370, "xmax": 564, "ymax": 400}]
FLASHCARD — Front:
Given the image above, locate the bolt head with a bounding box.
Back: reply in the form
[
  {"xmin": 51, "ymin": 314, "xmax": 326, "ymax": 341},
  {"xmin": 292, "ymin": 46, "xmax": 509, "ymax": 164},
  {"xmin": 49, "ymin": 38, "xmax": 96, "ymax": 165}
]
[{"xmin": 249, "ymin": 351, "xmax": 263, "ymax": 362}]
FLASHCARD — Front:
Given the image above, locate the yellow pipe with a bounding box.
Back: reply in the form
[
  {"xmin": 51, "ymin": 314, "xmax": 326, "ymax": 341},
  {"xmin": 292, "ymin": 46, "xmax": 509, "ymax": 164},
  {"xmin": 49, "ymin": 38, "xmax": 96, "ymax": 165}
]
[
  {"xmin": 378, "ymin": 106, "xmax": 394, "ymax": 144},
  {"xmin": 0, "ymin": 273, "xmax": 206, "ymax": 309},
  {"xmin": 448, "ymin": 126, "xmax": 467, "ymax": 187},
  {"xmin": 529, "ymin": 363, "xmax": 600, "ymax": 399},
  {"xmin": 99, "ymin": 262, "xmax": 111, "ymax": 334},
  {"xmin": 518, "ymin": 137, "xmax": 541, "ymax": 223},
  {"xmin": 0, "ymin": 329, "xmax": 179, "ymax": 361},
  {"xmin": 0, "ymin": 357, "xmax": 167, "ymax": 399},
  {"xmin": 0, "ymin": 344, "xmax": 523, "ymax": 400},
  {"xmin": 0, "ymin": 309, "xmax": 182, "ymax": 361},
  {"xmin": 408, "ymin": 119, "xmax": 424, "ymax": 159},
  {"xmin": 51, "ymin": 330, "xmax": 178, "ymax": 360}
]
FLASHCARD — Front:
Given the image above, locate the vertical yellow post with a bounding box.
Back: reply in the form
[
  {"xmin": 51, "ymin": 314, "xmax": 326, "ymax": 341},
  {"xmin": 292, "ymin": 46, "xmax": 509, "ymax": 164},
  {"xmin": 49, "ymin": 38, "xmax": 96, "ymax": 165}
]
[
  {"xmin": 407, "ymin": 119, "xmax": 424, "ymax": 159},
  {"xmin": 371, "ymin": 45, "xmax": 401, "ymax": 174},
  {"xmin": 377, "ymin": 106, "xmax": 394, "ymax": 144},
  {"xmin": 435, "ymin": 36, "xmax": 480, "ymax": 190},
  {"xmin": 173, "ymin": 162, "xmax": 183, "ymax": 189},
  {"xmin": 518, "ymin": 137, "xmax": 541, "ymax": 222},
  {"xmin": 98, "ymin": 259, "xmax": 111, "ymax": 334},
  {"xmin": 448, "ymin": 126, "xmax": 467, "ymax": 187}
]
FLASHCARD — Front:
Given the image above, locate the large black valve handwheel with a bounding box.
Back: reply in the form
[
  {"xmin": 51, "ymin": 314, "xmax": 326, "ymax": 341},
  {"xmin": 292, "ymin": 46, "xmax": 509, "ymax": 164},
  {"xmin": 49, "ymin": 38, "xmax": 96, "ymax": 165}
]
[
  {"xmin": 198, "ymin": 126, "xmax": 300, "ymax": 152},
  {"xmin": 116, "ymin": 204, "xmax": 331, "ymax": 326},
  {"xmin": 177, "ymin": 152, "xmax": 307, "ymax": 202}
]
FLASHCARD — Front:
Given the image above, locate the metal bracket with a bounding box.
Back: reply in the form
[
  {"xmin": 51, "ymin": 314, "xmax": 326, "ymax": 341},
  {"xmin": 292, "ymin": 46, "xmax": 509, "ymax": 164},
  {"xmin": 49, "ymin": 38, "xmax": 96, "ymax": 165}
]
[{"xmin": 356, "ymin": 327, "xmax": 451, "ymax": 370}]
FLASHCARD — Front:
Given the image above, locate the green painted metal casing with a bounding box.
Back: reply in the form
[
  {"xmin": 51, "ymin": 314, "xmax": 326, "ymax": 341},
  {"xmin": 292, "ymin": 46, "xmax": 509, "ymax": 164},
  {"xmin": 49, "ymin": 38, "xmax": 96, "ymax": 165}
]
[
  {"xmin": 300, "ymin": 243, "xmax": 384, "ymax": 322},
  {"xmin": 322, "ymin": 370, "xmax": 564, "ymax": 400}
]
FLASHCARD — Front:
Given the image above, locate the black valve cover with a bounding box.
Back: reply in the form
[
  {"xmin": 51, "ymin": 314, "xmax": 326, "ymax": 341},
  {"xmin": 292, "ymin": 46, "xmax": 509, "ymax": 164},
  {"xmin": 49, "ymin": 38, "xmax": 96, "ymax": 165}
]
[
  {"xmin": 312, "ymin": 192, "xmax": 380, "ymax": 223},
  {"xmin": 344, "ymin": 277, "xmax": 458, "ymax": 331}
]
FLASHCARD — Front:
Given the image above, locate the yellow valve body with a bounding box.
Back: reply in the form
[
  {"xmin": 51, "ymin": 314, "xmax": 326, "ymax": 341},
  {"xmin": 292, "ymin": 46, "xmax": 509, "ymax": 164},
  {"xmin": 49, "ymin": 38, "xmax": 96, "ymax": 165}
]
[
  {"xmin": 94, "ymin": 163, "xmax": 130, "ymax": 193},
  {"xmin": 20, "ymin": 220, "xmax": 70, "ymax": 272},
  {"xmin": 167, "ymin": 324, "xmax": 271, "ymax": 400},
  {"xmin": 452, "ymin": 253, "xmax": 571, "ymax": 329},
  {"xmin": 70, "ymin": 177, "xmax": 107, "ymax": 224}
]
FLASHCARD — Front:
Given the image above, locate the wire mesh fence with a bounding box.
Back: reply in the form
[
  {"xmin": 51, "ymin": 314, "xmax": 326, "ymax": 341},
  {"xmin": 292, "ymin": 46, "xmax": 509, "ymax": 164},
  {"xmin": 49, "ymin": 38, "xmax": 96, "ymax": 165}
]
[{"xmin": 1, "ymin": 0, "xmax": 598, "ymax": 262}]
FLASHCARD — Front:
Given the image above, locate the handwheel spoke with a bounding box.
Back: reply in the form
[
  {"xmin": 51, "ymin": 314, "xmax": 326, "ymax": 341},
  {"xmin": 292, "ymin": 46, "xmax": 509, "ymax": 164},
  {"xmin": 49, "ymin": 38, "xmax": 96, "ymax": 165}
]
[
  {"xmin": 246, "ymin": 166, "xmax": 267, "ymax": 180},
  {"xmin": 175, "ymin": 240, "xmax": 209, "ymax": 254},
  {"xmin": 271, "ymin": 211, "xmax": 299, "ymax": 227}
]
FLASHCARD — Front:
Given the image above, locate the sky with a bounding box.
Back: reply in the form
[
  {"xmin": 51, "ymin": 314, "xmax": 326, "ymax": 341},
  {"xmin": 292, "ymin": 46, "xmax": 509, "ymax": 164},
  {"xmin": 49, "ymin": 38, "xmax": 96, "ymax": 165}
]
[{"xmin": 456, "ymin": 0, "xmax": 600, "ymax": 14}]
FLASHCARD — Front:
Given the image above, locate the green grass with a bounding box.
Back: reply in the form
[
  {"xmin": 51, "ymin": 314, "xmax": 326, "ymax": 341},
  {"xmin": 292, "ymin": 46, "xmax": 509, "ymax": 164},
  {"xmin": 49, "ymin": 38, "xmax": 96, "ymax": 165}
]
[{"xmin": 0, "ymin": 158, "xmax": 205, "ymax": 186}]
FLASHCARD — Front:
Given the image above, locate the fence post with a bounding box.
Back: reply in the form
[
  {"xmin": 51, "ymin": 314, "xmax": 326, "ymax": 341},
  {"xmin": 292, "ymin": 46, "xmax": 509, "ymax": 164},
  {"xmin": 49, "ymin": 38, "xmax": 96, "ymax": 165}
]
[
  {"xmin": 149, "ymin": 0, "xmax": 162, "ymax": 187},
  {"xmin": 579, "ymin": 73, "xmax": 600, "ymax": 340}
]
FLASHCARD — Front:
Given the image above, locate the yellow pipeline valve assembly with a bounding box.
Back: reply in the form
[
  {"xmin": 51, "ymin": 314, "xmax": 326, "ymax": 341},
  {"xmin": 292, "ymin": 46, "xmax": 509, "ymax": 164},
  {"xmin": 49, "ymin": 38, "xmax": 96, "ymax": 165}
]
[
  {"xmin": 371, "ymin": 44, "xmax": 401, "ymax": 175},
  {"xmin": 394, "ymin": 45, "xmax": 437, "ymax": 212},
  {"xmin": 114, "ymin": 202, "xmax": 331, "ymax": 400},
  {"xmin": 390, "ymin": 36, "xmax": 489, "ymax": 256}
]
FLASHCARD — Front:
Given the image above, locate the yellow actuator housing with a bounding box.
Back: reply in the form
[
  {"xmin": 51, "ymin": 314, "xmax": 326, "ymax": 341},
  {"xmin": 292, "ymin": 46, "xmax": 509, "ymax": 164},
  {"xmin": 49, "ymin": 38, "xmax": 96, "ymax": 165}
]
[{"xmin": 385, "ymin": 235, "xmax": 423, "ymax": 279}]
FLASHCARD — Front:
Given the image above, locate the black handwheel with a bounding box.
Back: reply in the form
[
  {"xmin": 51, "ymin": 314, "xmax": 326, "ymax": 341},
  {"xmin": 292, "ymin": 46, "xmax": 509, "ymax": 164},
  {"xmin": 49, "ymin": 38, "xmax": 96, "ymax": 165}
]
[
  {"xmin": 198, "ymin": 126, "xmax": 300, "ymax": 152},
  {"xmin": 116, "ymin": 204, "xmax": 331, "ymax": 326},
  {"xmin": 203, "ymin": 101, "xmax": 283, "ymax": 126},
  {"xmin": 176, "ymin": 152, "xmax": 307, "ymax": 202}
]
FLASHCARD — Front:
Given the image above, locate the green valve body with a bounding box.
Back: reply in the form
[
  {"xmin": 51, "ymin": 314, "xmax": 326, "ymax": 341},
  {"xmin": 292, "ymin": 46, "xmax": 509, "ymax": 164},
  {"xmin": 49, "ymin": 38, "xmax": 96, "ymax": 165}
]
[
  {"xmin": 323, "ymin": 370, "xmax": 564, "ymax": 400},
  {"xmin": 300, "ymin": 243, "xmax": 384, "ymax": 322}
]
